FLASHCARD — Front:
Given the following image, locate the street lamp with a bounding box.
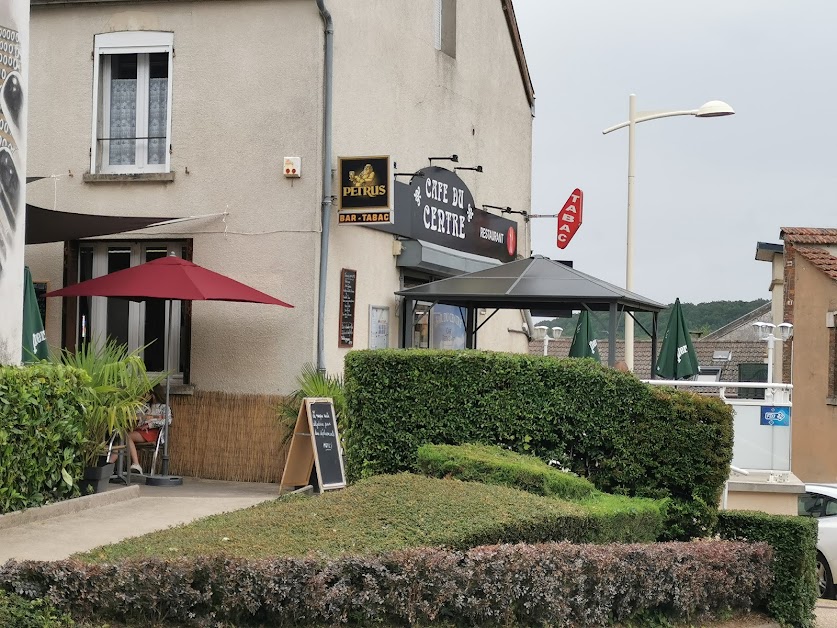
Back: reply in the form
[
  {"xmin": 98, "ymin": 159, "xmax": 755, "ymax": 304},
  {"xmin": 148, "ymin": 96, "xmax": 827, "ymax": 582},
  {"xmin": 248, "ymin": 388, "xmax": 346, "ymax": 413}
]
[
  {"xmin": 752, "ymin": 321, "xmax": 793, "ymax": 386},
  {"xmin": 602, "ymin": 95, "xmax": 735, "ymax": 371},
  {"xmin": 534, "ymin": 325, "xmax": 563, "ymax": 356}
]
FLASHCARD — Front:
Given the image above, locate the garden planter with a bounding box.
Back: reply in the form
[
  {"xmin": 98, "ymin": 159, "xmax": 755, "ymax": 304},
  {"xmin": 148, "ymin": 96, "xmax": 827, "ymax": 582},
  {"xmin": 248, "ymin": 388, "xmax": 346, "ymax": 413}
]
[{"xmin": 79, "ymin": 461, "xmax": 114, "ymax": 495}]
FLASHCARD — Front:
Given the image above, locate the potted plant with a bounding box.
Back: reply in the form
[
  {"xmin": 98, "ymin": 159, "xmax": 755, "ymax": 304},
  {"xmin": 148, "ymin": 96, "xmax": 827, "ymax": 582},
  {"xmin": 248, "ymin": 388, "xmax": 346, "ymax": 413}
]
[{"xmin": 54, "ymin": 340, "xmax": 165, "ymax": 493}]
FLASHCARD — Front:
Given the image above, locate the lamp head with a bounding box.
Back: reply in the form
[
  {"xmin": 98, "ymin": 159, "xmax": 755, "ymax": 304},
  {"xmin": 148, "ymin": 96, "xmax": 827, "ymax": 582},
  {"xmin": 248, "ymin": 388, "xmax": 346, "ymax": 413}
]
[
  {"xmin": 778, "ymin": 322, "xmax": 794, "ymax": 341},
  {"xmin": 752, "ymin": 321, "xmax": 774, "ymax": 340},
  {"xmin": 552, "ymin": 327, "xmax": 563, "ymax": 339},
  {"xmin": 533, "ymin": 325, "xmax": 548, "ymax": 341},
  {"xmin": 696, "ymin": 100, "xmax": 735, "ymax": 118}
]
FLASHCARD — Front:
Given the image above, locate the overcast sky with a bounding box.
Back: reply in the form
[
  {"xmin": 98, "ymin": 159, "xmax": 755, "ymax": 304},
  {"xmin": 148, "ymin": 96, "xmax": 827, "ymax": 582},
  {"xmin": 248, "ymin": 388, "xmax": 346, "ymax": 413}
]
[{"xmin": 514, "ymin": 1, "xmax": 837, "ymax": 305}]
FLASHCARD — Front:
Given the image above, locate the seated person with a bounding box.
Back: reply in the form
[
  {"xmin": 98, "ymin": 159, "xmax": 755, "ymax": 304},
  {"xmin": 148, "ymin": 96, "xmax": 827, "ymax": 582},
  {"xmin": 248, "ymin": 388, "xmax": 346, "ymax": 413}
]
[{"xmin": 123, "ymin": 389, "xmax": 173, "ymax": 475}]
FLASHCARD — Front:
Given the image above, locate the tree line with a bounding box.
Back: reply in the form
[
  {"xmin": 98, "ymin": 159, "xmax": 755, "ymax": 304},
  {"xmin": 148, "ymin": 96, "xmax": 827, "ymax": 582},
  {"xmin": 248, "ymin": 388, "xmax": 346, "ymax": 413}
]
[{"xmin": 537, "ymin": 299, "xmax": 768, "ymax": 339}]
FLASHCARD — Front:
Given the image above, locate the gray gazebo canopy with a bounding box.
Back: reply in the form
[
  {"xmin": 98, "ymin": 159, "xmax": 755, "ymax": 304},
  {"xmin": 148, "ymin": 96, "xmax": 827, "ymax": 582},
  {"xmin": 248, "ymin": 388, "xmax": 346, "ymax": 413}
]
[{"xmin": 395, "ymin": 255, "xmax": 666, "ymax": 370}]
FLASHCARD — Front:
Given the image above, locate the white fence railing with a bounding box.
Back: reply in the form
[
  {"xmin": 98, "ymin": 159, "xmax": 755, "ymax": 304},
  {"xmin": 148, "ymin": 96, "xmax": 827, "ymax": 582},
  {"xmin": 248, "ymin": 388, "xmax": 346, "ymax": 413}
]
[{"xmin": 642, "ymin": 380, "xmax": 793, "ymax": 472}]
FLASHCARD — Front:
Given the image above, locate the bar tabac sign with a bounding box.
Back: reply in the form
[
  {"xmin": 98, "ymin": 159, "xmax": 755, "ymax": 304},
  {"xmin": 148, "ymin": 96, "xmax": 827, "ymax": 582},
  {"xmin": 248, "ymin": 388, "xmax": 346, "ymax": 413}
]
[{"xmin": 337, "ymin": 155, "xmax": 393, "ymax": 224}]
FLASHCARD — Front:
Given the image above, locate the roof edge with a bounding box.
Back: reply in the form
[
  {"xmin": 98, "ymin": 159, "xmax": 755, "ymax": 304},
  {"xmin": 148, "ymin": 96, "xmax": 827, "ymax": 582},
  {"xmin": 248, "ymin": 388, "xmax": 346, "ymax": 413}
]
[
  {"xmin": 755, "ymin": 241, "xmax": 783, "ymax": 262},
  {"xmin": 699, "ymin": 302, "xmax": 771, "ymax": 341},
  {"xmin": 501, "ymin": 0, "xmax": 535, "ymax": 111}
]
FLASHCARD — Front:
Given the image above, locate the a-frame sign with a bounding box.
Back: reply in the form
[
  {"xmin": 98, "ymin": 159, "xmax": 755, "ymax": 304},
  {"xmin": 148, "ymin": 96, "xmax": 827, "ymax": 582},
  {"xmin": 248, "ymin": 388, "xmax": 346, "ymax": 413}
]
[{"xmin": 280, "ymin": 397, "xmax": 346, "ymax": 493}]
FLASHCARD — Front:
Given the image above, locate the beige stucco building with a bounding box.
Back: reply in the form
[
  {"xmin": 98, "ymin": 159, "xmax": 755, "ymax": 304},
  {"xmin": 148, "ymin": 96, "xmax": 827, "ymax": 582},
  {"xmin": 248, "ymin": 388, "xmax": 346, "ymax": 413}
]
[
  {"xmin": 757, "ymin": 229, "xmax": 837, "ymax": 483},
  {"xmin": 24, "ymin": 0, "xmax": 534, "ymax": 396}
]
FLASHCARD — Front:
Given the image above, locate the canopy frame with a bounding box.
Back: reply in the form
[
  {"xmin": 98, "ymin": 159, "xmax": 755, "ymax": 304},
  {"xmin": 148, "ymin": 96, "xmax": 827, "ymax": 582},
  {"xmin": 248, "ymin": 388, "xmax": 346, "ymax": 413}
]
[{"xmin": 396, "ymin": 255, "xmax": 665, "ymax": 371}]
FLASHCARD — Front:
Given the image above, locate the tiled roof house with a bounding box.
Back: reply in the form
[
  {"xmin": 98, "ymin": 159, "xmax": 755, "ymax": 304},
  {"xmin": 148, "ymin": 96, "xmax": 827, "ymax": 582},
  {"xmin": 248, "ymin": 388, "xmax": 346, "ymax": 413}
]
[{"xmin": 754, "ymin": 227, "xmax": 837, "ymax": 482}]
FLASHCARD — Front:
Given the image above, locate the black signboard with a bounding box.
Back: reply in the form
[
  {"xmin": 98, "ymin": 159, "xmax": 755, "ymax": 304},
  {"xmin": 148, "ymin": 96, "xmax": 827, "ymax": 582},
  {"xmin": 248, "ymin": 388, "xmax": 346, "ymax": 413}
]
[
  {"xmin": 338, "ymin": 155, "xmax": 392, "ymax": 223},
  {"xmin": 365, "ymin": 167, "xmax": 518, "ymax": 262},
  {"xmin": 309, "ymin": 401, "xmax": 345, "ymax": 489},
  {"xmin": 339, "ymin": 268, "xmax": 356, "ymax": 347},
  {"xmin": 279, "ymin": 397, "xmax": 346, "ymax": 493}
]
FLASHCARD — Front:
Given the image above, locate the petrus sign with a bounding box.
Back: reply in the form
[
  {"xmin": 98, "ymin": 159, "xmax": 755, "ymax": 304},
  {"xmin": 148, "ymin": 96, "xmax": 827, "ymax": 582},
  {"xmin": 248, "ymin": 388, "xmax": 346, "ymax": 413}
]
[
  {"xmin": 760, "ymin": 405, "xmax": 791, "ymax": 427},
  {"xmin": 337, "ymin": 155, "xmax": 393, "ymax": 224}
]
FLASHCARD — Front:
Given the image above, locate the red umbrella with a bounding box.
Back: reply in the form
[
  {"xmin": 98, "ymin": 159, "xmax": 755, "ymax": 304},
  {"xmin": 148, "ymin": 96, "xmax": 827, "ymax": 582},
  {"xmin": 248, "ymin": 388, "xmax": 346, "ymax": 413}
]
[
  {"xmin": 47, "ymin": 254, "xmax": 293, "ymax": 485},
  {"xmin": 47, "ymin": 255, "xmax": 293, "ymax": 306}
]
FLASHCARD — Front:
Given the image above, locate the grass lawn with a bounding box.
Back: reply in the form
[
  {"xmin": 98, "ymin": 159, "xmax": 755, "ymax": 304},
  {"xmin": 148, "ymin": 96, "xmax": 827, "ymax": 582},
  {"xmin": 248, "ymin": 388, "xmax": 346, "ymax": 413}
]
[{"xmin": 78, "ymin": 473, "xmax": 593, "ymax": 563}]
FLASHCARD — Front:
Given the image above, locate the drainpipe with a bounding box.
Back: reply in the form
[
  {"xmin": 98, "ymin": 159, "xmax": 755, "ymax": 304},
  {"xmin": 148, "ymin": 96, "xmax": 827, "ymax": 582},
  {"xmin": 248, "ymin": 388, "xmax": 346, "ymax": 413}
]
[{"xmin": 315, "ymin": 0, "xmax": 333, "ymax": 372}]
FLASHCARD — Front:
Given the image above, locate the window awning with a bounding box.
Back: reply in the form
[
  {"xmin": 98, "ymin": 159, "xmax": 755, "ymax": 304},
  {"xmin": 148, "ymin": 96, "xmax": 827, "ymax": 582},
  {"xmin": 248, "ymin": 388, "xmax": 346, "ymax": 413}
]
[{"xmin": 25, "ymin": 205, "xmax": 176, "ymax": 245}]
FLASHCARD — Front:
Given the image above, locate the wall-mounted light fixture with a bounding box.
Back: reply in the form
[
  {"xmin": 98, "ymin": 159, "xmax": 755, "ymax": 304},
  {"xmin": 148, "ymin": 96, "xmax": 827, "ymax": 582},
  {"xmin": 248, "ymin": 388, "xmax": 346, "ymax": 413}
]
[
  {"xmin": 428, "ymin": 154, "xmax": 459, "ymax": 165},
  {"xmin": 393, "ymin": 172, "xmax": 425, "ymax": 178},
  {"xmin": 454, "ymin": 165, "xmax": 483, "ymax": 173},
  {"xmin": 484, "ymin": 204, "xmax": 529, "ymax": 222}
]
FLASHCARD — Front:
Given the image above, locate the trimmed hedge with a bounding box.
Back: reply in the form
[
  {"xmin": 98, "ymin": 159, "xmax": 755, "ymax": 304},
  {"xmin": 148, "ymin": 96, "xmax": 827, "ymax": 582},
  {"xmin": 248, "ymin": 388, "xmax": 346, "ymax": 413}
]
[
  {"xmin": 717, "ymin": 510, "xmax": 818, "ymax": 627},
  {"xmin": 344, "ymin": 350, "xmax": 733, "ymax": 539},
  {"xmin": 77, "ymin": 473, "xmax": 663, "ymax": 563},
  {"xmin": 0, "ymin": 590, "xmax": 75, "ymax": 627},
  {"xmin": 415, "ymin": 444, "xmax": 665, "ymax": 544},
  {"xmin": 1, "ymin": 541, "xmax": 772, "ymax": 626},
  {"xmin": 416, "ymin": 443, "xmax": 598, "ymax": 500},
  {"xmin": 0, "ymin": 364, "xmax": 91, "ymax": 513}
]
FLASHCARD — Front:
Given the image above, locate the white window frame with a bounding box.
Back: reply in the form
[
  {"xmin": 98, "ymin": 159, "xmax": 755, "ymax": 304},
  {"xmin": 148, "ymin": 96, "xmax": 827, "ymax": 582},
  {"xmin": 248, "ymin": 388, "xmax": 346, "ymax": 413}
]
[
  {"xmin": 91, "ymin": 31, "xmax": 174, "ymax": 175},
  {"xmin": 82, "ymin": 241, "xmax": 183, "ymax": 379}
]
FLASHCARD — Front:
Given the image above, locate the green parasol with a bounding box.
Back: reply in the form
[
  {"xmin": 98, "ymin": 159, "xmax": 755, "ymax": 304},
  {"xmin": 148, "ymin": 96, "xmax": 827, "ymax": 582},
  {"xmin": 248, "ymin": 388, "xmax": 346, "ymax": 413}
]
[
  {"xmin": 655, "ymin": 298, "xmax": 699, "ymax": 379},
  {"xmin": 568, "ymin": 310, "xmax": 601, "ymax": 362},
  {"xmin": 22, "ymin": 266, "xmax": 48, "ymax": 363}
]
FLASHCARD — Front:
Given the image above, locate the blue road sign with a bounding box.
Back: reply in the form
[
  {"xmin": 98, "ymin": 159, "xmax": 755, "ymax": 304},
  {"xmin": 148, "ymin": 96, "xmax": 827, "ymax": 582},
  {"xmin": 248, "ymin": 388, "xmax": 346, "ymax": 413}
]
[{"xmin": 760, "ymin": 406, "xmax": 791, "ymax": 427}]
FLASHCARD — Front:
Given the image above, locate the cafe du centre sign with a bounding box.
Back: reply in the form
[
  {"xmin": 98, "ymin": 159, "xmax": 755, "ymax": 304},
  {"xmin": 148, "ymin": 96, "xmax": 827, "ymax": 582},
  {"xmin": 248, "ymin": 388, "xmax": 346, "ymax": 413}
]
[
  {"xmin": 359, "ymin": 165, "xmax": 518, "ymax": 263},
  {"xmin": 337, "ymin": 156, "xmax": 393, "ymax": 224}
]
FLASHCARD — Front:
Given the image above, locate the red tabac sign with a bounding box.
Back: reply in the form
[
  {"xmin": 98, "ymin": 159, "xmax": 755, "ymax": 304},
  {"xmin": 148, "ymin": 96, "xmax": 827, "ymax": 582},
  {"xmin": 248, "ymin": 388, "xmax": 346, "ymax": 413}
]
[{"xmin": 556, "ymin": 188, "xmax": 583, "ymax": 249}]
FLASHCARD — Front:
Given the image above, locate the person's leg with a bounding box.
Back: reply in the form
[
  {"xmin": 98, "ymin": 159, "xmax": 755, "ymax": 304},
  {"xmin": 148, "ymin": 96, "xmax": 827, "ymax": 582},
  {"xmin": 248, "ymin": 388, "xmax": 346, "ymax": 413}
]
[{"xmin": 128, "ymin": 431, "xmax": 144, "ymax": 468}]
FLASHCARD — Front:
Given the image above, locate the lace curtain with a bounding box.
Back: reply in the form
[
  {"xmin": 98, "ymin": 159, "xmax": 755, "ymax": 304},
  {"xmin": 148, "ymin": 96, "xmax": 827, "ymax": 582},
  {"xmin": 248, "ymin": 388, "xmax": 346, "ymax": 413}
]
[
  {"xmin": 108, "ymin": 69, "xmax": 167, "ymax": 166},
  {"xmin": 109, "ymin": 78, "xmax": 136, "ymax": 165},
  {"xmin": 148, "ymin": 78, "xmax": 167, "ymax": 165}
]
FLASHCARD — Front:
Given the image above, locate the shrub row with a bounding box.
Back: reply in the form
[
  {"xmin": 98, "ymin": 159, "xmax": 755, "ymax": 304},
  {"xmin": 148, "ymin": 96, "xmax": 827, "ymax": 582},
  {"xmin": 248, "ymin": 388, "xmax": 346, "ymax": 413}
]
[
  {"xmin": 0, "ymin": 364, "xmax": 90, "ymax": 513},
  {"xmin": 1, "ymin": 540, "xmax": 772, "ymax": 627},
  {"xmin": 718, "ymin": 510, "xmax": 818, "ymax": 628},
  {"xmin": 77, "ymin": 473, "xmax": 664, "ymax": 563},
  {"xmin": 416, "ymin": 443, "xmax": 598, "ymax": 500},
  {"xmin": 0, "ymin": 589, "xmax": 75, "ymax": 628},
  {"xmin": 415, "ymin": 443, "xmax": 666, "ymax": 544},
  {"xmin": 344, "ymin": 350, "xmax": 734, "ymax": 539}
]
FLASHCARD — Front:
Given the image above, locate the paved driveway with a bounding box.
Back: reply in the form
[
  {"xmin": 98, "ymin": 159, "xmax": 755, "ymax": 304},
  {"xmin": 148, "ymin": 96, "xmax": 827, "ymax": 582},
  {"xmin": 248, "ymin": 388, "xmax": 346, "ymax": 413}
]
[{"xmin": 0, "ymin": 477, "xmax": 278, "ymax": 562}]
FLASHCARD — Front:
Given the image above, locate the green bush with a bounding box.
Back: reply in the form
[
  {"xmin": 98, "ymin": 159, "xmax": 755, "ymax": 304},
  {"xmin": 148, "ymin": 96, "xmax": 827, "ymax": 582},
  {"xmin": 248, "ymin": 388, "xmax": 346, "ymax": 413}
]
[
  {"xmin": 344, "ymin": 350, "xmax": 733, "ymax": 539},
  {"xmin": 717, "ymin": 510, "xmax": 818, "ymax": 627},
  {"xmin": 0, "ymin": 364, "xmax": 91, "ymax": 514},
  {"xmin": 579, "ymin": 492, "xmax": 668, "ymax": 544},
  {"xmin": 0, "ymin": 541, "xmax": 773, "ymax": 626},
  {"xmin": 76, "ymin": 474, "xmax": 662, "ymax": 563},
  {"xmin": 415, "ymin": 444, "xmax": 665, "ymax": 543},
  {"xmin": 416, "ymin": 443, "xmax": 597, "ymax": 500},
  {"xmin": 0, "ymin": 590, "xmax": 75, "ymax": 628}
]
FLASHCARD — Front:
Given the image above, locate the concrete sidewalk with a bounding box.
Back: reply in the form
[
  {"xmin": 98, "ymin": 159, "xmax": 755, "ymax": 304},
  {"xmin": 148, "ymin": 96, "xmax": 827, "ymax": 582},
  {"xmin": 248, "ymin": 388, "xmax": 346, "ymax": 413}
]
[
  {"xmin": 0, "ymin": 477, "xmax": 279, "ymax": 562},
  {"xmin": 817, "ymin": 598, "xmax": 837, "ymax": 627}
]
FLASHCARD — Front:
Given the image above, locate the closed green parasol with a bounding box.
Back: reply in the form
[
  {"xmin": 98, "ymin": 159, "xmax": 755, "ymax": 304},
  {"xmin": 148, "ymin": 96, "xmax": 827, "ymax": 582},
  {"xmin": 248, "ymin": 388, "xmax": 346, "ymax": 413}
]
[
  {"xmin": 568, "ymin": 310, "xmax": 601, "ymax": 362},
  {"xmin": 22, "ymin": 266, "xmax": 48, "ymax": 363},
  {"xmin": 655, "ymin": 298, "xmax": 699, "ymax": 379}
]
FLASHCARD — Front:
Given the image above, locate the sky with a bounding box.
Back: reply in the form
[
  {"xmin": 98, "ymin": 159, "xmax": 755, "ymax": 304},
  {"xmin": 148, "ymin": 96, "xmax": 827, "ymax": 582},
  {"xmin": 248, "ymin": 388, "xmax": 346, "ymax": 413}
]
[{"xmin": 514, "ymin": 1, "xmax": 837, "ymax": 305}]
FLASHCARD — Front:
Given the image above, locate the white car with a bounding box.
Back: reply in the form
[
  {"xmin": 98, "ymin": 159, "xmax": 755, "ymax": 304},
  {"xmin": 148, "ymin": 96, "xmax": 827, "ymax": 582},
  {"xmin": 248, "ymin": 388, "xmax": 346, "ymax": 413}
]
[{"xmin": 799, "ymin": 484, "xmax": 837, "ymax": 598}]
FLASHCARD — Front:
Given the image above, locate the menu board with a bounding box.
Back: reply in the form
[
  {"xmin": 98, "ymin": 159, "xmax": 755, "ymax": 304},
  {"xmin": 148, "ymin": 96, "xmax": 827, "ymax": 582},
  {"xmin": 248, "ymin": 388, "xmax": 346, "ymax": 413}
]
[
  {"xmin": 338, "ymin": 269, "xmax": 356, "ymax": 348},
  {"xmin": 308, "ymin": 401, "xmax": 345, "ymax": 489},
  {"xmin": 279, "ymin": 397, "xmax": 346, "ymax": 493}
]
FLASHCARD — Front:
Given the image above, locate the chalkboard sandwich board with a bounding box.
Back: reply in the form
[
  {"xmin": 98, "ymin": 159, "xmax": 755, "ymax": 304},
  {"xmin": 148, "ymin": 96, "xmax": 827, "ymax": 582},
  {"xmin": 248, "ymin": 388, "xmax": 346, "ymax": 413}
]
[{"xmin": 280, "ymin": 397, "xmax": 346, "ymax": 494}]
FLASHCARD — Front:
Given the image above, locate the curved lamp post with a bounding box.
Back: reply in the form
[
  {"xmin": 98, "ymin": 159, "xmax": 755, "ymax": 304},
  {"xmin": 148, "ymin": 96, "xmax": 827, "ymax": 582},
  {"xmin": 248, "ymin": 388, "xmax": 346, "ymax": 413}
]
[{"xmin": 602, "ymin": 95, "xmax": 734, "ymax": 371}]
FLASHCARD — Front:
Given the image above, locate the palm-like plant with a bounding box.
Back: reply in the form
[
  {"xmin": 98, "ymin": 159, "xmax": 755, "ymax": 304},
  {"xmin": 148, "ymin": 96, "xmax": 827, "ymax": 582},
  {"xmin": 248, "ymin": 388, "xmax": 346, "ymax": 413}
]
[
  {"xmin": 277, "ymin": 363, "xmax": 346, "ymax": 450},
  {"xmin": 53, "ymin": 340, "xmax": 166, "ymax": 467}
]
